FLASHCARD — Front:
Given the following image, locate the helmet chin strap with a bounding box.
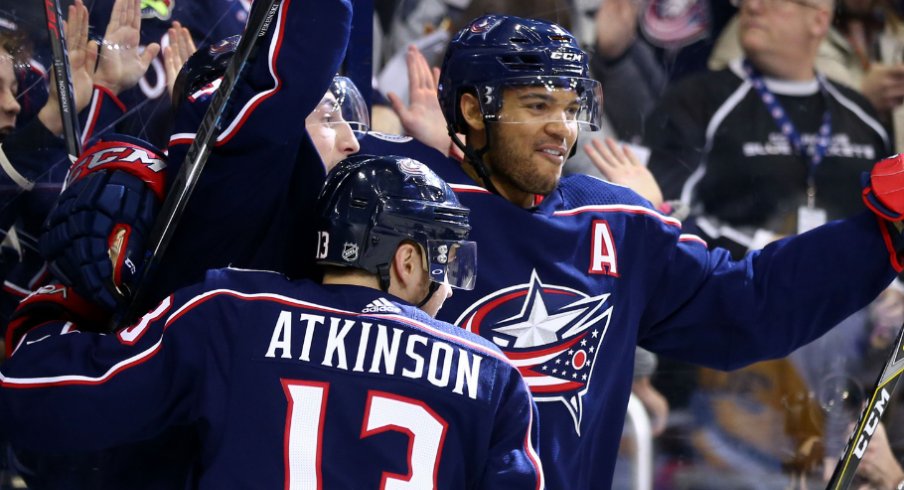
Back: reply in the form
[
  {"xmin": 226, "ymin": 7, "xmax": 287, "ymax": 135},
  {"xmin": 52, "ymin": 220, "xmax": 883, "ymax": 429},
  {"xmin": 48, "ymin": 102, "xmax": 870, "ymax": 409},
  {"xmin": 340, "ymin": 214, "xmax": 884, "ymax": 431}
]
[
  {"xmin": 377, "ymin": 264, "xmax": 392, "ymax": 293},
  {"xmin": 450, "ymin": 129, "xmax": 501, "ymax": 196},
  {"xmin": 416, "ymin": 281, "xmax": 442, "ymax": 308}
]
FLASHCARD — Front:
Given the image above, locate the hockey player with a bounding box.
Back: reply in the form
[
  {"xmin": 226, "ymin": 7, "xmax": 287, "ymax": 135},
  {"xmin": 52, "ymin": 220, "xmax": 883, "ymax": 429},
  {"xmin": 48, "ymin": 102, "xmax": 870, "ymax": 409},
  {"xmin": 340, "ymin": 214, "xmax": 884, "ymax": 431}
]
[
  {"xmin": 355, "ymin": 14, "xmax": 903, "ymax": 488},
  {"xmin": 15, "ymin": 1, "xmax": 356, "ymax": 487},
  {"xmin": 0, "ymin": 154, "xmax": 544, "ymax": 489},
  {"xmin": 134, "ymin": 0, "xmax": 362, "ymax": 310},
  {"xmin": 40, "ymin": 0, "xmax": 360, "ymax": 317}
]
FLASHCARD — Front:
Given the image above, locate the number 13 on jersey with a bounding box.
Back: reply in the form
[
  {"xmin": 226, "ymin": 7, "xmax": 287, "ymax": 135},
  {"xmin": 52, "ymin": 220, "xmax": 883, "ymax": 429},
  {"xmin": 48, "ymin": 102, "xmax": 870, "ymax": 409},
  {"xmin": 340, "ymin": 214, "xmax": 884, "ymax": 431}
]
[{"xmin": 282, "ymin": 379, "xmax": 447, "ymax": 489}]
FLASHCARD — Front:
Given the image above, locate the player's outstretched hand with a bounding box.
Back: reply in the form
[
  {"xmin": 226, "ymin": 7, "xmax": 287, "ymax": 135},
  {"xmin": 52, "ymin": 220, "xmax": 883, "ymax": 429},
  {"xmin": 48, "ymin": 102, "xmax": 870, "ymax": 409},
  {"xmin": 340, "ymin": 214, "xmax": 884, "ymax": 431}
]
[
  {"xmin": 164, "ymin": 21, "xmax": 197, "ymax": 98},
  {"xmin": 388, "ymin": 45, "xmax": 452, "ymax": 155},
  {"xmin": 585, "ymin": 137, "xmax": 663, "ymax": 207},
  {"xmin": 40, "ymin": 135, "xmax": 166, "ymax": 313},
  {"xmin": 94, "ymin": 0, "xmax": 161, "ymax": 95}
]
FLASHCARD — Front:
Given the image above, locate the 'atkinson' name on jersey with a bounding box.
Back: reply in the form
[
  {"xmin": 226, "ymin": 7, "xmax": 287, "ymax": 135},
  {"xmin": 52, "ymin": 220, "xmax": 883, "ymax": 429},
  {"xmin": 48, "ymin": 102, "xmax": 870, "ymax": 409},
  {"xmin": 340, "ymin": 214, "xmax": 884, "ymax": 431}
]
[{"xmin": 263, "ymin": 311, "xmax": 485, "ymax": 400}]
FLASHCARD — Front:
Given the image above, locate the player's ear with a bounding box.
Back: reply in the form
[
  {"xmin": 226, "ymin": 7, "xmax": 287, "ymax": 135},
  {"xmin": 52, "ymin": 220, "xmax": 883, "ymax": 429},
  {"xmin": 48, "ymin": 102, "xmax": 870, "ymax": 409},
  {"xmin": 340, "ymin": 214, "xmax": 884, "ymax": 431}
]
[
  {"xmin": 389, "ymin": 242, "xmax": 421, "ymax": 296},
  {"xmin": 460, "ymin": 93, "xmax": 485, "ymax": 132}
]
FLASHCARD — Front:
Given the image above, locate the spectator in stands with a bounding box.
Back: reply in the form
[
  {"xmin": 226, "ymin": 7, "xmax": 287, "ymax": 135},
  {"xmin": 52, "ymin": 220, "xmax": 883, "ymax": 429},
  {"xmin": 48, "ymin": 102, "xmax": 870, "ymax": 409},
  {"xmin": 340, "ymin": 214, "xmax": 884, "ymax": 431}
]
[
  {"xmin": 641, "ymin": 0, "xmax": 893, "ymax": 484},
  {"xmin": 710, "ymin": 0, "xmax": 904, "ymax": 152},
  {"xmin": 587, "ymin": 0, "xmax": 738, "ymax": 143}
]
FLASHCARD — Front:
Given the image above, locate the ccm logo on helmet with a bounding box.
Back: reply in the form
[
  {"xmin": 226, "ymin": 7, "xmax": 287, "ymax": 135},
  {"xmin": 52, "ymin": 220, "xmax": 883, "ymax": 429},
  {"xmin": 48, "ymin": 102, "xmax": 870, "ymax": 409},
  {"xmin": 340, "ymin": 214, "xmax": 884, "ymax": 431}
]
[{"xmin": 550, "ymin": 51, "xmax": 583, "ymax": 62}]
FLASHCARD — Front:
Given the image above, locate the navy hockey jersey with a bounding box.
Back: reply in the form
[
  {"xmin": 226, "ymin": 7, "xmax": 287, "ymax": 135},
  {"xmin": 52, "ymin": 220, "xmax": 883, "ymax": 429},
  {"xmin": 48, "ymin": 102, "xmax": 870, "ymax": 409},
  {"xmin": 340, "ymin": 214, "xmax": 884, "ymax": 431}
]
[
  {"xmin": 358, "ymin": 132, "xmax": 898, "ymax": 489},
  {"xmin": 0, "ymin": 268, "xmax": 543, "ymax": 489},
  {"xmin": 148, "ymin": 0, "xmax": 351, "ymax": 308}
]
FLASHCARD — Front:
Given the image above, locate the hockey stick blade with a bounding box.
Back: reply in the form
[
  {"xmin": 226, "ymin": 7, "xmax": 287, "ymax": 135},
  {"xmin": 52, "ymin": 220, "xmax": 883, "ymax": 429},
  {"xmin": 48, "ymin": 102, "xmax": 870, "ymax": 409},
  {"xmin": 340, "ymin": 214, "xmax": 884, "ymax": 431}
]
[
  {"xmin": 825, "ymin": 320, "xmax": 904, "ymax": 489},
  {"xmin": 43, "ymin": 0, "xmax": 81, "ymax": 161},
  {"xmin": 116, "ymin": 0, "xmax": 282, "ymax": 326}
]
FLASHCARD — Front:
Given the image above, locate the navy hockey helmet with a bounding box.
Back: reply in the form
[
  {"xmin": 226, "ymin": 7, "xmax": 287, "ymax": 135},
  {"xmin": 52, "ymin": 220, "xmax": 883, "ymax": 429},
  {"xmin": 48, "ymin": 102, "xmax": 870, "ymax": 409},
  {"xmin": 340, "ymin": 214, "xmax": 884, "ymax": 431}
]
[
  {"xmin": 316, "ymin": 154, "xmax": 477, "ymax": 292},
  {"xmin": 438, "ymin": 14, "xmax": 603, "ymax": 133}
]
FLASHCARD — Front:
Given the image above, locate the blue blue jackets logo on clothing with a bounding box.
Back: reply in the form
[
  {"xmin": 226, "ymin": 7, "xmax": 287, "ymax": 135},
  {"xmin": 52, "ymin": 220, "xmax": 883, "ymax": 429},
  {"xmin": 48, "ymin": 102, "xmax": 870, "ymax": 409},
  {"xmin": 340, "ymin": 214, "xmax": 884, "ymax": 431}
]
[{"xmin": 455, "ymin": 270, "xmax": 613, "ymax": 434}]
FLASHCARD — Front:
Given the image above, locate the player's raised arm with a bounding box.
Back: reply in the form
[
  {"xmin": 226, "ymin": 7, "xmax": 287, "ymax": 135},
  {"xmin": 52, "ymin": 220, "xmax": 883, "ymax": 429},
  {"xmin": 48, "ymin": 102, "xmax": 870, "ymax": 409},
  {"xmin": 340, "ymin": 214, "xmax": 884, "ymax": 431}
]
[
  {"xmin": 39, "ymin": 0, "xmax": 357, "ymax": 313},
  {"xmin": 637, "ymin": 206, "xmax": 898, "ymax": 370},
  {"xmin": 167, "ymin": 0, "xmax": 353, "ymax": 165}
]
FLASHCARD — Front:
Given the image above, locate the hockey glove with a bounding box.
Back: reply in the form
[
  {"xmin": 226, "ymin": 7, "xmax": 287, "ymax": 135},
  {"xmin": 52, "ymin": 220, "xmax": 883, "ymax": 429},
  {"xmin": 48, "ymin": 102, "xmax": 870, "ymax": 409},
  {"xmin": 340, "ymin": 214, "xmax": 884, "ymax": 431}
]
[
  {"xmin": 5, "ymin": 283, "xmax": 108, "ymax": 358},
  {"xmin": 863, "ymin": 154, "xmax": 904, "ymax": 272},
  {"xmin": 863, "ymin": 154, "xmax": 904, "ymax": 221},
  {"xmin": 40, "ymin": 135, "xmax": 166, "ymax": 313}
]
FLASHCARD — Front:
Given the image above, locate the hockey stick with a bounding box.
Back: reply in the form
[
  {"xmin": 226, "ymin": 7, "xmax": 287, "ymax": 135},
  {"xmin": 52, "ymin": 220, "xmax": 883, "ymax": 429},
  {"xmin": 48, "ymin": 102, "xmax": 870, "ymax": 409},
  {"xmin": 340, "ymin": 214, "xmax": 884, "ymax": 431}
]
[
  {"xmin": 116, "ymin": 0, "xmax": 282, "ymax": 325},
  {"xmin": 824, "ymin": 319, "xmax": 904, "ymax": 489},
  {"xmin": 42, "ymin": 0, "xmax": 81, "ymax": 161}
]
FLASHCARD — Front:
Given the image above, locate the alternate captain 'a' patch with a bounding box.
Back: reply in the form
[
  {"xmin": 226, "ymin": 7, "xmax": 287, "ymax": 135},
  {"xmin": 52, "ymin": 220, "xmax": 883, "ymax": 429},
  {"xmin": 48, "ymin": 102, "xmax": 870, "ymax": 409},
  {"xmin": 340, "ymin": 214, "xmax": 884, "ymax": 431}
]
[{"xmin": 455, "ymin": 270, "xmax": 612, "ymax": 434}]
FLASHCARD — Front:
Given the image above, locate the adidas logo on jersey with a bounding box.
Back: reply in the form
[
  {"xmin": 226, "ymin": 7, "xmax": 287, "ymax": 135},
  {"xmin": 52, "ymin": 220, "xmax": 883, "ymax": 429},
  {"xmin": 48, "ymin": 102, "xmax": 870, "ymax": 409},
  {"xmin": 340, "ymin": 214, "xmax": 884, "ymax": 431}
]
[{"xmin": 362, "ymin": 298, "xmax": 400, "ymax": 314}]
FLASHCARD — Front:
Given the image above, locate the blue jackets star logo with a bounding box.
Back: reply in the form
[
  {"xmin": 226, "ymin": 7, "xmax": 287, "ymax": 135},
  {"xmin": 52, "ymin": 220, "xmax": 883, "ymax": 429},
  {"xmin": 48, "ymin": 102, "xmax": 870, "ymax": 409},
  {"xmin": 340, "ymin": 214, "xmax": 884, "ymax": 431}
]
[
  {"xmin": 455, "ymin": 270, "xmax": 612, "ymax": 434},
  {"xmin": 466, "ymin": 16, "xmax": 503, "ymax": 40}
]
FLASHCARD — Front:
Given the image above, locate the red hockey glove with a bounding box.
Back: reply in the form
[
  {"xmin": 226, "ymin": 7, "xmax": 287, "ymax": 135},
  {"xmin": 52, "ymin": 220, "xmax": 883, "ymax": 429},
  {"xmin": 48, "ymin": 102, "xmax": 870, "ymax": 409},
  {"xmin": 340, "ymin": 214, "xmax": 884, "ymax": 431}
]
[
  {"xmin": 5, "ymin": 283, "xmax": 108, "ymax": 358},
  {"xmin": 864, "ymin": 154, "xmax": 904, "ymax": 221},
  {"xmin": 863, "ymin": 154, "xmax": 904, "ymax": 272}
]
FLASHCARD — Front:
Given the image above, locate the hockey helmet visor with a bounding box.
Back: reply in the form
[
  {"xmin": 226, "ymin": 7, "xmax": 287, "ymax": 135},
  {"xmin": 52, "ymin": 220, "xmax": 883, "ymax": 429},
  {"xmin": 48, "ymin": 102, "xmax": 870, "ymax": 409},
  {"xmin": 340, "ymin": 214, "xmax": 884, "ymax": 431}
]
[
  {"xmin": 326, "ymin": 75, "xmax": 369, "ymax": 133},
  {"xmin": 479, "ymin": 76, "xmax": 603, "ymax": 130},
  {"xmin": 425, "ymin": 239, "xmax": 477, "ymax": 290}
]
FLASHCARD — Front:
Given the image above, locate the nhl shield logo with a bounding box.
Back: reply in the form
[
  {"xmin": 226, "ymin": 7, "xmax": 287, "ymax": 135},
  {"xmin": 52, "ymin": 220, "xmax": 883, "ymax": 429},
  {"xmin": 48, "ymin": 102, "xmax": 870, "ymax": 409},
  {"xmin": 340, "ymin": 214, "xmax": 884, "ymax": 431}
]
[
  {"xmin": 341, "ymin": 243, "xmax": 359, "ymax": 262},
  {"xmin": 455, "ymin": 270, "xmax": 612, "ymax": 435}
]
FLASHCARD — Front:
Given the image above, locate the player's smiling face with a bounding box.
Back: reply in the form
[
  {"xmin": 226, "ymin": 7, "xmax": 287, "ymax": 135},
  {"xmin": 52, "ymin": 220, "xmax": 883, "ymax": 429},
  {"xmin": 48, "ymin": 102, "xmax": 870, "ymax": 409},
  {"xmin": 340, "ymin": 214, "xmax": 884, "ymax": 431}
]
[{"xmin": 483, "ymin": 86, "xmax": 578, "ymax": 205}]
